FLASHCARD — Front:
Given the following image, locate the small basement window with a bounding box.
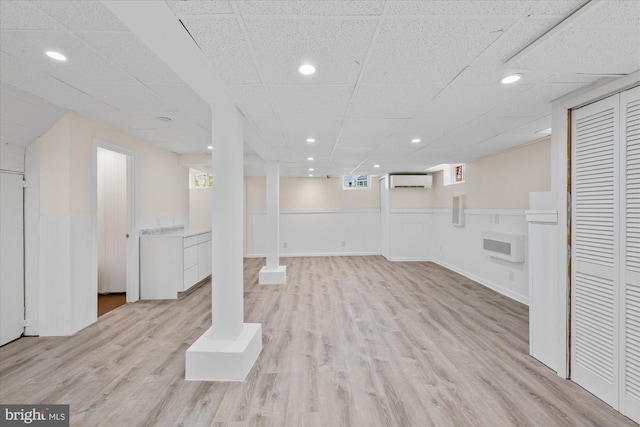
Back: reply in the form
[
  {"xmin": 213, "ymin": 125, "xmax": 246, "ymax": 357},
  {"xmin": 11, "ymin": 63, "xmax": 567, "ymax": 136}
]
[
  {"xmin": 189, "ymin": 168, "xmax": 212, "ymax": 189},
  {"xmin": 343, "ymin": 175, "xmax": 370, "ymax": 190},
  {"xmin": 443, "ymin": 164, "xmax": 465, "ymax": 186}
]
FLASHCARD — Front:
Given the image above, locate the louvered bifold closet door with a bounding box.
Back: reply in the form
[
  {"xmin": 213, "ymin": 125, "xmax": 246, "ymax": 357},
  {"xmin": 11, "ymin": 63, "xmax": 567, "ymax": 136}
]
[
  {"xmin": 571, "ymin": 93, "xmax": 620, "ymax": 408},
  {"xmin": 621, "ymin": 86, "xmax": 640, "ymax": 423}
]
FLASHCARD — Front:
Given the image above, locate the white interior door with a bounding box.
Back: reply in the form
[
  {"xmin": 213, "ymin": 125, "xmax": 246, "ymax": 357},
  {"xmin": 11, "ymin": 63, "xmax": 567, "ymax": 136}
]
[
  {"xmin": 0, "ymin": 172, "xmax": 24, "ymax": 346},
  {"xmin": 620, "ymin": 86, "xmax": 640, "ymax": 422},
  {"xmin": 571, "ymin": 93, "xmax": 620, "ymax": 408},
  {"xmin": 571, "ymin": 86, "xmax": 640, "ymax": 423}
]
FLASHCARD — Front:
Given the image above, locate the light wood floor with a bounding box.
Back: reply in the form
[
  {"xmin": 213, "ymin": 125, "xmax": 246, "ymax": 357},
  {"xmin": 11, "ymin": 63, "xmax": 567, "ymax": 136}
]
[{"xmin": 1, "ymin": 257, "xmax": 635, "ymax": 426}]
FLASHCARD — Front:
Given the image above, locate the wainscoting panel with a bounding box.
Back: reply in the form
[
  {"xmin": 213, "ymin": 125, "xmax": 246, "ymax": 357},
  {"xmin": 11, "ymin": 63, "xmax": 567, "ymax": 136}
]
[{"xmin": 253, "ymin": 209, "xmax": 380, "ymax": 257}]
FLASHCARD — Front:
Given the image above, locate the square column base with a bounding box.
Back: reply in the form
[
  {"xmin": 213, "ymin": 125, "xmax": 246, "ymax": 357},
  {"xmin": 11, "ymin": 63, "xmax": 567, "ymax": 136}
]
[
  {"xmin": 185, "ymin": 323, "xmax": 262, "ymax": 381},
  {"xmin": 259, "ymin": 265, "xmax": 287, "ymax": 285}
]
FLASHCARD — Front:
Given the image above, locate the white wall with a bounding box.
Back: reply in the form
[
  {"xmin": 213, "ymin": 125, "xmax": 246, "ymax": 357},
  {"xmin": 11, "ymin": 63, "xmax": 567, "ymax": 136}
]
[
  {"xmin": 248, "ymin": 139, "xmax": 551, "ymax": 306},
  {"xmin": 31, "ymin": 112, "xmax": 189, "ymax": 336},
  {"xmin": 0, "ymin": 143, "xmax": 25, "ymax": 173},
  {"xmin": 252, "ymin": 209, "xmax": 380, "ymax": 257},
  {"xmin": 245, "ymin": 176, "xmax": 380, "ymax": 255},
  {"xmin": 189, "ymin": 187, "xmax": 212, "ymax": 230}
]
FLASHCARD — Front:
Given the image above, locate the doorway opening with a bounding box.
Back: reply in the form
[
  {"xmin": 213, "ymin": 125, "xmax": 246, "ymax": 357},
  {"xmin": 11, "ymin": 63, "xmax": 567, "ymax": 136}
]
[{"xmin": 93, "ymin": 140, "xmax": 138, "ymax": 319}]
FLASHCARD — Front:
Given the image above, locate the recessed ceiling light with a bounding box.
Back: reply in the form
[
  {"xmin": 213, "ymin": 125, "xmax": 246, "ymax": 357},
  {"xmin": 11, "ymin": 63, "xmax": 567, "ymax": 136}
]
[
  {"xmin": 299, "ymin": 64, "xmax": 316, "ymax": 75},
  {"xmin": 500, "ymin": 73, "xmax": 522, "ymax": 84},
  {"xmin": 307, "ymin": 157, "xmax": 314, "ymax": 161},
  {"xmin": 374, "ymin": 164, "xmax": 380, "ymax": 168},
  {"xmin": 157, "ymin": 116, "xmax": 172, "ymax": 122},
  {"xmin": 309, "ymin": 168, "xmax": 314, "ymax": 171},
  {"xmin": 411, "ymin": 138, "xmax": 421, "ymax": 143},
  {"xmin": 46, "ymin": 51, "xmax": 67, "ymax": 61},
  {"xmin": 207, "ymin": 146, "xmax": 213, "ymax": 150},
  {"xmin": 306, "ymin": 138, "xmax": 315, "ymax": 143},
  {"xmin": 535, "ymin": 127, "xmax": 552, "ymax": 135}
]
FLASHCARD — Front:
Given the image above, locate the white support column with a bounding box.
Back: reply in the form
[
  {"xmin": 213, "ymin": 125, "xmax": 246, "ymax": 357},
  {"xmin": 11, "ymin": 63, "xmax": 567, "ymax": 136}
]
[
  {"xmin": 186, "ymin": 107, "xmax": 262, "ymax": 382},
  {"xmin": 259, "ymin": 161, "xmax": 286, "ymax": 285}
]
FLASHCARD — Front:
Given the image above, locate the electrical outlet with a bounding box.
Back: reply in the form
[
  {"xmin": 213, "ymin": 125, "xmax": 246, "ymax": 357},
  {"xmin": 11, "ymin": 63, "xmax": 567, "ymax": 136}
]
[
  {"xmin": 283, "ymin": 242, "xmax": 287, "ymax": 249},
  {"xmin": 509, "ymin": 271, "xmax": 514, "ymax": 281},
  {"xmin": 341, "ymin": 241, "xmax": 346, "ymax": 247}
]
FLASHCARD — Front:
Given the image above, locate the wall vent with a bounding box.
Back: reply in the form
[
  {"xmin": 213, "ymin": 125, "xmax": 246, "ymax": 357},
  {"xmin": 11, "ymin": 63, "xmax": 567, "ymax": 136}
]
[{"xmin": 481, "ymin": 232, "xmax": 524, "ymax": 263}]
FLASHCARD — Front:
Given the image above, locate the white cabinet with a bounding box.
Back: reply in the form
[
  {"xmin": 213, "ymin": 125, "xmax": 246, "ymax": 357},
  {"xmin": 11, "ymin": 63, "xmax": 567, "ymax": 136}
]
[{"xmin": 140, "ymin": 230, "xmax": 212, "ymax": 300}]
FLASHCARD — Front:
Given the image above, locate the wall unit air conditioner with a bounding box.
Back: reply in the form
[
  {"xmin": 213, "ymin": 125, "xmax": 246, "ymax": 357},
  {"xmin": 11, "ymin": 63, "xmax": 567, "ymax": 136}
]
[
  {"xmin": 389, "ymin": 174, "xmax": 432, "ymax": 188},
  {"xmin": 481, "ymin": 232, "xmax": 525, "ymax": 263}
]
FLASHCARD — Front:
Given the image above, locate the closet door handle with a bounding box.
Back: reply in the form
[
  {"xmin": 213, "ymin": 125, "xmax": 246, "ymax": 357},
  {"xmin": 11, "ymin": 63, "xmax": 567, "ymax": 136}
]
[{"xmin": 125, "ymin": 234, "xmax": 129, "ymax": 238}]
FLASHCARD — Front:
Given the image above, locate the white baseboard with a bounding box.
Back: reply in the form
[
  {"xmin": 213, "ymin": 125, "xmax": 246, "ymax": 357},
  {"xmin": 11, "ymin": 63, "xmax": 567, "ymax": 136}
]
[
  {"xmin": 430, "ymin": 258, "xmax": 529, "ymax": 306},
  {"xmin": 246, "ymin": 252, "xmax": 380, "ymax": 258}
]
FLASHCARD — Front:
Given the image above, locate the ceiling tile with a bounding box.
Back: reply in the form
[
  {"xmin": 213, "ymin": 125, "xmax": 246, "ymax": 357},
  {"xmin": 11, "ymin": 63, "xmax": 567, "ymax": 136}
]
[
  {"xmin": 340, "ymin": 118, "xmax": 408, "ymax": 138},
  {"xmin": 251, "ymin": 117, "xmax": 286, "ymax": 147},
  {"xmin": 78, "ymin": 31, "xmax": 184, "ymax": 85},
  {"xmin": 268, "ymin": 85, "xmax": 353, "ymax": 118},
  {"xmin": 34, "ymin": 1, "xmax": 129, "ymax": 32},
  {"xmin": 244, "ymin": 18, "xmax": 377, "ymax": 85},
  {"xmin": 421, "ymin": 84, "xmax": 531, "ymax": 118},
  {"xmin": 0, "ymin": 30, "xmax": 134, "ymax": 83},
  {"xmin": 0, "ymin": 52, "xmax": 56, "ymax": 83},
  {"xmin": 181, "ymin": 17, "xmax": 261, "ymax": 84},
  {"xmin": 0, "ymin": 83, "xmax": 68, "ymax": 147},
  {"xmin": 166, "ymin": 0, "xmax": 234, "ymax": 16},
  {"xmin": 229, "ymin": 85, "xmax": 275, "ymax": 117},
  {"xmin": 487, "ymin": 83, "xmax": 585, "ymax": 117},
  {"xmin": 8, "ymin": 79, "xmax": 110, "ymax": 112},
  {"xmin": 71, "ymin": 82, "xmax": 175, "ymax": 112},
  {"xmin": 238, "ymin": 1, "xmax": 385, "ymax": 16},
  {"xmin": 0, "ymin": 1, "xmax": 65, "ymax": 30},
  {"xmin": 279, "ymin": 117, "xmax": 343, "ymax": 142},
  {"xmin": 511, "ymin": 2, "xmax": 640, "ymax": 75},
  {"xmin": 363, "ymin": 17, "xmax": 513, "ymax": 86},
  {"xmin": 387, "ymin": 1, "xmax": 582, "ymax": 16},
  {"xmin": 349, "ymin": 85, "xmax": 442, "ymax": 119},
  {"xmin": 337, "ymin": 136, "xmax": 384, "ymax": 149},
  {"xmin": 147, "ymin": 84, "xmax": 208, "ymax": 112}
]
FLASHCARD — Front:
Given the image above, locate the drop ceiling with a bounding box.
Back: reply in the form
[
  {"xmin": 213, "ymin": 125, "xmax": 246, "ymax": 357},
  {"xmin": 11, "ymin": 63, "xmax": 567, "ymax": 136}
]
[{"xmin": 1, "ymin": 0, "xmax": 638, "ymax": 177}]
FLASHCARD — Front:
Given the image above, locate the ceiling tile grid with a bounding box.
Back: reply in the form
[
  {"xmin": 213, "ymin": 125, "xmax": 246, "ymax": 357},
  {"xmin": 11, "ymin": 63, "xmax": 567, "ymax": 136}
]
[
  {"xmin": 237, "ymin": 1, "xmax": 385, "ymax": 17},
  {"xmin": 180, "ymin": 17, "xmax": 261, "ymax": 85},
  {"xmin": 243, "ymin": 17, "xmax": 378, "ymax": 86},
  {"xmin": 362, "ymin": 17, "xmax": 513, "ymax": 86}
]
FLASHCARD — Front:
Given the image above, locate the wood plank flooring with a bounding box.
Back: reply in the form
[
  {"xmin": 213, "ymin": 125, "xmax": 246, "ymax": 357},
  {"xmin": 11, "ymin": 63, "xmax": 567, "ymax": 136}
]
[{"xmin": 0, "ymin": 256, "xmax": 635, "ymax": 426}]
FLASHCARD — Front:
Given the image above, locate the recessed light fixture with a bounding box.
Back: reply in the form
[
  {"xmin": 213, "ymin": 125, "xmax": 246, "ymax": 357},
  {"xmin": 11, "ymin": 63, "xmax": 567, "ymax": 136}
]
[
  {"xmin": 411, "ymin": 138, "xmax": 421, "ymax": 143},
  {"xmin": 299, "ymin": 64, "xmax": 316, "ymax": 75},
  {"xmin": 535, "ymin": 127, "xmax": 552, "ymax": 135},
  {"xmin": 157, "ymin": 116, "xmax": 172, "ymax": 122},
  {"xmin": 309, "ymin": 168, "xmax": 314, "ymax": 171},
  {"xmin": 207, "ymin": 146, "xmax": 213, "ymax": 150},
  {"xmin": 307, "ymin": 157, "xmax": 314, "ymax": 161},
  {"xmin": 500, "ymin": 73, "xmax": 522, "ymax": 84},
  {"xmin": 374, "ymin": 164, "xmax": 380, "ymax": 168},
  {"xmin": 46, "ymin": 51, "xmax": 67, "ymax": 61},
  {"xmin": 306, "ymin": 138, "xmax": 315, "ymax": 143}
]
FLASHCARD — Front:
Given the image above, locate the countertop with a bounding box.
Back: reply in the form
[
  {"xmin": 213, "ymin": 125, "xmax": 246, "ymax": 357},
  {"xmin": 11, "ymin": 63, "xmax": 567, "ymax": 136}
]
[{"xmin": 139, "ymin": 226, "xmax": 211, "ymax": 238}]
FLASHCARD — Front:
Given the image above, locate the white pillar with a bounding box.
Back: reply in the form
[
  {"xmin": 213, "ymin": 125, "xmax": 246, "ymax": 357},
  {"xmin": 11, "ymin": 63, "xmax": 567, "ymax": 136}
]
[
  {"xmin": 185, "ymin": 107, "xmax": 262, "ymax": 381},
  {"xmin": 259, "ymin": 162, "xmax": 286, "ymax": 285}
]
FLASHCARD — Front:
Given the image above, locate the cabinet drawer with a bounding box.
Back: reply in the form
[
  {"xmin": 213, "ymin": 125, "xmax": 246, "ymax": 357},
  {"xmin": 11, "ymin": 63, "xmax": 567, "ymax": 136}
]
[
  {"xmin": 197, "ymin": 232, "xmax": 212, "ymax": 243},
  {"xmin": 183, "ymin": 235, "xmax": 198, "ymax": 248},
  {"xmin": 183, "ymin": 265, "xmax": 198, "ymax": 290},
  {"xmin": 183, "ymin": 245, "xmax": 198, "ymax": 269}
]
